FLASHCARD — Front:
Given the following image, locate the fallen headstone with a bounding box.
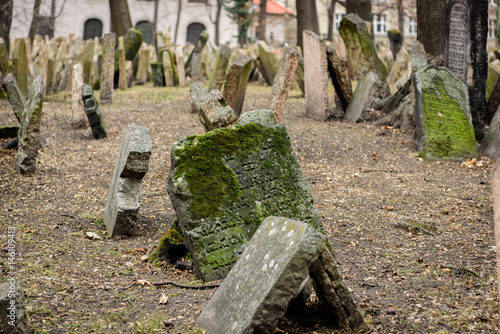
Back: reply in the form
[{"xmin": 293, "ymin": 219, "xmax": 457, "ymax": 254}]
[
  {"xmin": 413, "ymin": 66, "xmax": 477, "ymax": 160},
  {"xmin": 0, "ymin": 281, "xmax": 29, "ymax": 334},
  {"xmin": 222, "ymin": 55, "xmax": 252, "ymax": 116},
  {"xmin": 345, "ymin": 71, "xmax": 388, "ymax": 123},
  {"xmin": 82, "ymin": 84, "xmax": 107, "ymax": 139},
  {"xmin": 208, "ymin": 44, "xmax": 231, "ymax": 91},
  {"xmin": 197, "ymin": 216, "xmax": 368, "ymax": 334},
  {"xmin": 270, "ymin": 46, "xmax": 299, "ymax": 123},
  {"xmin": 100, "ymin": 33, "xmax": 115, "ymax": 105},
  {"xmin": 190, "ymin": 81, "xmax": 237, "ymax": 131},
  {"xmin": 326, "ymin": 45, "xmax": 353, "ymax": 112},
  {"xmin": 104, "ymin": 124, "xmax": 152, "ymax": 237},
  {"xmin": 167, "ymin": 109, "xmax": 325, "ymax": 281}
]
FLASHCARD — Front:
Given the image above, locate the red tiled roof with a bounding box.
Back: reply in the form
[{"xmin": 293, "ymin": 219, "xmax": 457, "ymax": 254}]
[{"xmin": 253, "ymin": 0, "xmax": 295, "ymax": 15}]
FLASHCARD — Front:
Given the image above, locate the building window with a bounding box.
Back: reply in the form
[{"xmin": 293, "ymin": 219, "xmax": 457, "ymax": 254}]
[
  {"xmin": 136, "ymin": 20, "xmax": 154, "ymax": 45},
  {"xmin": 186, "ymin": 22, "xmax": 206, "ymax": 44},
  {"xmin": 36, "ymin": 16, "xmax": 53, "ymax": 39},
  {"xmin": 373, "ymin": 14, "xmax": 387, "ymax": 35},
  {"xmin": 489, "ymin": 19, "xmax": 497, "ymax": 38},
  {"xmin": 335, "ymin": 13, "xmax": 344, "ymax": 32},
  {"xmin": 83, "ymin": 18, "xmax": 103, "ymax": 41},
  {"xmin": 408, "ymin": 17, "xmax": 417, "ymax": 36}
]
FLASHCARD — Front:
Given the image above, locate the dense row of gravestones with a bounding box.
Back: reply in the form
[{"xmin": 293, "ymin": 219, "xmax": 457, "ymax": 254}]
[{"xmin": 1, "ymin": 7, "xmax": 499, "ymax": 332}]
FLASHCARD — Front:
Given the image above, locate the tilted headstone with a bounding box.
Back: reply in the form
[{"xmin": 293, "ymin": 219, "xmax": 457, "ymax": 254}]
[
  {"xmin": 82, "ymin": 40, "xmax": 94, "ymax": 85},
  {"xmin": 113, "ymin": 28, "xmax": 143, "ymax": 73},
  {"xmin": 3, "ymin": 73, "xmax": 26, "ymax": 122},
  {"xmin": 190, "ymin": 52, "xmax": 203, "ymax": 83},
  {"xmin": 222, "ymin": 55, "xmax": 253, "ymax": 116},
  {"xmin": 167, "ymin": 109, "xmax": 325, "ymax": 281},
  {"xmin": 16, "ymin": 75, "xmax": 45, "ymax": 174},
  {"xmin": 197, "ymin": 216, "xmax": 368, "ymax": 334},
  {"xmin": 413, "ymin": 66, "xmax": 477, "ymax": 160},
  {"xmin": 100, "ymin": 33, "xmax": 115, "ymax": 105},
  {"xmin": 136, "ymin": 49, "xmax": 149, "ymax": 85},
  {"xmin": 0, "ymin": 281, "xmax": 29, "ymax": 334},
  {"xmin": 345, "ymin": 71, "xmax": 388, "ymax": 123},
  {"xmin": 174, "ymin": 45, "xmax": 186, "ymax": 87},
  {"xmin": 410, "ymin": 40, "xmax": 428, "ymax": 74},
  {"xmin": 185, "ymin": 30, "xmax": 209, "ymax": 77},
  {"xmin": 387, "ymin": 46, "xmax": 411, "ymax": 93},
  {"xmin": 303, "ymin": 30, "xmax": 330, "ymax": 121},
  {"xmin": 339, "ymin": 14, "xmax": 388, "ymax": 82},
  {"xmin": 82, "ymin": 84, "xmax": 107, "ymax": 140},
  {"xmin": 190, "ymin": 81, "xmax": 237, "ymax": 131},
  {"xmin": 326, "ymin": 45, "xmax": 353, "ymax": 112},
  {"xmin": 0, "ymin": 38, "xmax": 11, "ymax": 75},
  {"xmin": 270, "ymin": 46, "xmax": 299, "ymax": 123},
  {"xmin": 118, "ymin": 37, "xmax": 128, "ymax": 90},
  {"xmin": 104, "ymin": 124, "xmax": 152, "ymax": 237},
  {"xmin": 162, "ymin": 50, "xmax": 175, "ymax": 87},
  {"xmin": 256, "ymin": 41, "xmax": 280, "ymax": 85},
  {"xmin": 387, "ymin": 29, "xmax": 402, "ymax": 59},
  {"xmin": 151, "ymin": 62, "xmax": 164, "ymax": 87},
  {"xmin": 12, "ymin": 38, "xmax": 28, "ymax": 98},
  {"xmin": 444, "ymin": 0, "xmax": 469, "ymax": 83},
  {"xmin": 45, "ymin": 46, "xmax": 56, "ymax": 96},
  {"xmin": 71, "ymin": 63, "xmax": 87, "ymax": 128},
  {"xmin": 208, "ymin": 44, "xmax": 231, "ymax": 91},
  {"xmin": 479, "ymin": 106, "xmax": 500, "ymax": 159}
]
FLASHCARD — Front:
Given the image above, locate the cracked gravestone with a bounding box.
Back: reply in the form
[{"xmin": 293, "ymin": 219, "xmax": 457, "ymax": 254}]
[
  {"xmin": 197, "ymin": 216, "xmax": 368, "ymax": 334},
  {"xmin": 167, "ymin": 109, "xmax": 325, "ymax": 281},
  {"xmin": 222, "ymin": 55, "xmax": 252, "ymax": 116},
  {"xmin": 104, "ymin": 124, "xmax": 152, "ymax": 237},
  {"xmin": 82, "ymin": 84, "xmax": 107, "ymax": 139},
  {"xmin": 270, "ymin": 46, "xmax": 299, "ymax": 123}
]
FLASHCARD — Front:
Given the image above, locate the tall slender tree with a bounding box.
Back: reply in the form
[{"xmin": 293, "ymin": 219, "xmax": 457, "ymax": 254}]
[
  {"xmin": 416, "ymin": 0, "xmax": 445, "ymax": 59},
  {"xmin": 109, "ymin": 0, "xmax": 132, "ymax": 38},
  {"xmin": 28, "ymin": 0, "xmax": 42, "ymax": 41},
  {"xmin": 296, "ymin": 0, "xmax": 313, "ymax": 50},
  {"xmin": 256, "ymin": 0, "xmax": 267, "ymax": 41},
  {"xmin": 0, "ymin": 0, "xmax": 13, "ymax": 52}
]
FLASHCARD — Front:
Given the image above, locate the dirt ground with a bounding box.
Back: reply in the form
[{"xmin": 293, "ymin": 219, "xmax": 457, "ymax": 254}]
[{"xmin": 0, "ymin": 83, "xmax": 498, "ymax": 333}]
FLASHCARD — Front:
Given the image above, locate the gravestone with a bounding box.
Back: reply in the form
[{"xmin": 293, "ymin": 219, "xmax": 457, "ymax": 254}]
[
  {"xmin": 190, "ymin": 81, "xmax": 237, "ymax": 131},
  {"xmin": 136, "ymin": 49, "xmax": 150, "ymax": 85},
  {"xmin": 326, "ymin": 45, "xmax": 353, "ymax": 112},
  {"xmin": 3, "ymin": 73, "xmax": 26, "ymax": 122},
  {"xmin": 208, "ymin": 44, "xmax": 231, "ymax": 91},
  {"xmin": 222, "ymin": 55, "xmax": 252, "ymax": 116},
  {"xmin": 345, "ymin": 72, "xmax": 388, "ymax": 123},
  {"xmin": 174, "ymin": 45, "xmax": 186, "ymax": 87},
  {"xmin": 303, "ymin": 30, "xmax": 330, "ymax": 121},
  {"xmin": 294, "ymin": 55, "xmax": 305, "ymax": 95},
  {"xmin": 411, "ymin": 40, "xmax": 428, "ymax": 74},
  {"xmin": 82, "ymin": 40, "xmax": 94, "ymax": 85},
  {"xmin": 104, "ymin": 124, "xmax": 152, "ymax": 237},
  {"xmin": 0, "ymin": 38, "xmax": 11, "ymax": 75},
  {"xmin": 151, "ymin": 62, "xmax": 164, "ymax": 87},
  {"xmin": 387, "ymin": 46, "xmax": 410, "ymax": 93},
  {"xmin": 486, "ymin": 63, "xmax": 500, "ymax": 121},
  {"xmin": 113, "ymin": 28, "xmax": 143, "ymax": 87},
  {"xmin": 118, "ymin": 37, "xmax": 128, "ymax": 90},
  {"xmin": 100, "ymin": 33, "xmax": 115, "ymax": 105},
  {"xmin": 167, "ymin": 109, "xmax": 325, "ymax": 281},
  {"xmin": 270, "ymin": 46, "xmax": 299, "ymax": 123},
  {"xmin": 387, "ymin": 29, "xmax": 402, "ymax": 59},
  {"xmin": 16, "ymin": 75, "xmax": 45, "ymax": 175},
  {"xmin": 12, "ymin": 38, "xmax": 28, "ymax": 98},
  {"xmin": 45, "ymin": 46, "xmax": 56, "ymax": 96},
  {"xmin": 190, "ymin": 53, "xmax": 203, "ymax": 83},
  {"xmin": 126, "ymin": 60, "xmax": 133, "ymax": 88},
  {"xmin": 413, "ymin": 65, "xmax": 477, "ymax": 160},
  {"xmin": 71, "ymin": 63, "xmax": 87, "ymax": 128},
  {"xmin": 257, "ymin": 41, "xmax": 280, "ymax": 85},
  {"xmin": 162, "ymin": 50, "xmax": 175, "ymax": 87},
  {"xmin": 197, "ymin": 216, "xmax": 368, "ymax": 334},
  {"xmin": 82, "ymin": 84, "xmax": 107, "ymax": 139},
  {"xmin": 479, "ymin": 106, "xmax": 500, "ymax": 158},
  {"xmin": 339, "ymin": 14, "xmax": 388, "ymax": 82},
  {"xmin": 444, "ymin": 0, "xmax": 469, "ymax": 83},
  {"xmin": 185, "ymin": 30, "xmax": 209, "ymax": 77},
  {"xmin": 0, "ymin": 281, "xmax": 29, "ymax": 334}
]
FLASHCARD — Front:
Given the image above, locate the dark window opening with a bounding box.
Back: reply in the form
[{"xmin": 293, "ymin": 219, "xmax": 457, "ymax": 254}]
[
  {"xmin": 186, "ymin": 22, "xmax": 206, "ymax": 44},
  {"xmin": 136, "ymin": 20, "xmax": 154, "ymax": 45},
  {"xmin": 83, "ymin": 18, "xmax": 103, "ymax": 41}
]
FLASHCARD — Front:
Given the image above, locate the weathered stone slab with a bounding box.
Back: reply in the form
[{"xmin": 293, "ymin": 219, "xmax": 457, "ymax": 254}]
[
  {"xmin": 221, "ymin": 55, "xmax": 252, "ymax": 116},
  {"xmin": 411, "ymin": 41, "xmax": 428, "ymax": 74},
  {"xmin": 486, "ymin": 62, "xmax": 500, "ymax": 122},
  {"xmin": 82, "ymin": 84, "xmax": 107, "ymax": 139},
  {"xmin": 444, "ymin": 0, "xmax": 469, "ymax": 83},
  {"xmin": 45, "ymin": 46, "xmax": 56, "ymax": 95},
  {"xmin": 339, "ymin": 14, "xmax": 388, "ymax": 82},
  {"xmin": 270, "ymin": 46, "xmax": 299, "ymax": 123},
  {"xmin": 197, "ymin": 216, "xmax": 368, "ymax": 334},
  {"xmin": 294, "ymin": 55, "xmax": 305, "ymax": 95},
  {"xmin": 190, "ymin": 81, "xmax": 237, "ymax": 131},
  {"xmin": 303, "ymin": 30, "xmax": 330, "ymax": 121},
  {"xmin": 126, "ymin": 60, "xmax": 133, "ymax": 88},
  {"xmin": 3, "ymin": 73, "xmax": 26, "ymax": 122},
  {"xmin": 82, "ymin": 40, "xmax": 94, "ymax": 85},
  {"xmin": 151, "ymin": 62, "xmax": 164, "ymax": 87},
  {"xmin": 71, "ymin": 63, "xmax": 87, "ymax": 128},
  {"xmin": 479, "ymin": 106, "xmax": 500, "ymax": 158},
  {"xmin": 118, "ymin": 37, "xmax": 128, "ymax": 90},
  {"xmin": 257, "ymin": 41, "xmax": 280, "ymax": 85},
  {"xmin": 0, "ymin": 38, "xmax": 11, "ymax": 75},
  {"xmin": 104, "ymin": 124, "xmax": 152, "ymax": 237},
  {"xmin": 100, "ymin": 33, "xmax": 115, "ymax": 105},
  {"xmin": 162, "ymin": 50, "xmax": 175, "ymax": 87},
  {"xmin": 326, "ymin": 45, "xmax": 353, "ymax": 112},
  {"xmin": 387, "ymin": 46, "xmax": 410, "ymax": 93},
  {"xmin": 345, "ymin": 72, "xmax": 388, "ymax": 123},
  {"xmin": 136, "ymin": 49, "xmax": 149, "ymax": 85},
  {"xmin": 16, "ymin": 75, "xmax": 44, "ymax": 174},
  {"xmin": 0, "ymin": 281, "xmax": 29, "ymax": 334},
  {"xmin": 208, "ymin": 44, "xmax": 231, "ymax": 91},
  {"xmin": 174, "ymin": 45, "xmax": 186, "ymax": 87},
  {"xmin": 167, "ymin": 110, "xmax": 324, "ymax": 281},
  {"xmin": 185, "ymin": 30, "xmax": 209, "ymax": 77},
  {"xmin": 413, "ymin": 65, "xmax": 477, "ymax": 161},
  {"xmin": 12, "ymin": 38, "xmax": 28, "ymax": 98}
]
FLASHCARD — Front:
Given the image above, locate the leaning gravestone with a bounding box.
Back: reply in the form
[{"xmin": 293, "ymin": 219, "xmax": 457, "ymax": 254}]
[
  {"xmin": 339, "ymin": 14, "xmax": 388, "ymax": 82},
  {"xmin": 104, "ymin": 124, "xmax": 152, "ymax": 237},
  {"xmin": 3, "ymin": 73, "xmax": 26, "ymax": 122},
  {"xmin": 326, "ymin": 45, "xmax": 353, "ymax": 112},
  {"xmin": 190, "ymin": 81, "xmax": 237, "ymax": 131},
  {"xmin": 479, "ymin": 106, "xmax": 500, "ymax": 159},
  {"xmin": 16, "ymin": 75, "xmax": 45, "ymax": 174},
  {"xmin": 208, "ymin": 44, "xmax": 231, "ymax": 91},
  {"xmin": 82, "ymin": 84, "xmax": 107, "ymax": 139},
  {"xmin": 185, "ymin": 30, "xmax": 209, "ymax": 77},
  {"xmin": 270, "ymin": 46, "xmax": 299, "ymax": 123},
  {"xmin": 100, "ymin": 33, "xmax": 115, "ymax": 105},
  {"xmin": 344, "ymin": 71, "xmax": 388, "ymax": 123},
  {"xmin": 71, "ymin": 63, "xmax": 87, "ymax": 128},
  {"xmin": 486, "ymin": 61, "xmax": 500, "ymax": 122},
  {"xmin": 222, "ymin": 55, "xmax": 252, "ymax": 116},
  {"xmin": 444, "ymin": 0, "xmax": 469, "ymax": 83},
  {"xmin": 303, "ymin": 30, "xmax": 330, "ymax": 121},
  {"xmin": 413, "ymin": 65, "xmax": 477, "ymax": 160},
  {"xmin": 197, "ymin": 216, "xmax": 368, "ymax": 334},
  {"xmin": 0, "ymin": 281, "xmax": 29, "ymax": 334},
  {"xmin": 257, "ymin": 41, "xmax": 280, "ymax": 85},
  {"xmin": 167, "ymin": 109, "xmax": 325, "ymax": 281}
]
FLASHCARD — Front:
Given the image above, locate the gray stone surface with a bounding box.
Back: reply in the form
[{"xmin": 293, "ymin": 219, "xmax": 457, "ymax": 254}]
[
  {"xmin": 3, "ymin": 73, "xmax": 26, "ymax": 122},
  {"xmin": 190, "ymin": 82, "xmax": 237, "ymax": 131},
  {"xmin": 82, "ymin": 40, "xmax": 94, "ymax": 85},
  {"xmin": 345, "ymin": 71, "xmax": 389, "ymax": 123},
  {"xmin": 100, "ymin": 33, "xmax": 115, "ymax": 104},
  {"xmin": 12, "ymin": 38, "xmax": 28, "ymax": 98},
  {"xmin": 222, "ymin": 55, "xmax": 253, "ymax": 116},
  {"xmin": 411, "ymin": 41, "xmax": 428, "ymax": 74},
  {"xmin": 136, "ymin": 49, "xmax": 150, "ymax": 85},
  {"xmin": 185, "ymin": 30, "xmax": 209, "ymax": 77},
  {"xmin": 118, "ymin": 37, "xmax": 127, "ymax": 90},
  {"xmin": 256, "ymin": 41, "xmax": 280, "ymax": 85},
  {"xmin": 303, "ymin": 30, "xmax": 330, "ymax": 121},
  {"xmin": 270, "ymin": 46, "xmax": 299, "ymax": 123},
  {"xmin": 71, "ymin": 63, "xmax": 87, "ymax": 128},
  {"xmin": 167, "ymin": 110, "xmax": 324, "ymax": 281},
  {"xmin": 104, "ymin": 124, "xmax": 152, "ymax": 237},
  {"xmin": 479, "ymin": 106, "xmax": 500, "ymax": 158},
  {"xmin": 162, "ymin": 50, "xmax": 175, "ymax": 87},
  {"xmin": 174, "ymin": 45, "xmax": 186, "ymax": 87},
  {"xmin": 82, "ymin": 84, "xmax": 107, "ymax": 139},
  {"xmin": 16, "ymin": 75, "xmax": 44, "ymax": 174},
  {"xmin": 197, "ymin": 216, "xmax": 368, "ymax": 334},
  {"xmin": 413, "ymin": 65, "xmax": 477, "ymax": 161},
  {"xmin": 208, "ymin": 44, "xmax": 231, "ymax": 91},
  {"xmin": 444, "ymin": 0, "xmax": 469, "ymax": 83},
  {"xmin": 0, "ymin": 281, "xmax": 29, "ymax": 334}
]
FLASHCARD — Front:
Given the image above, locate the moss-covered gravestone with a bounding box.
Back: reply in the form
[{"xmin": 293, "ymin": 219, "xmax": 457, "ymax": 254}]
[
  {"xmin": 12, "ymin": 38, "xmax": 28, "ymax": 98},
  {"xmin": 190, "ymin": 82, "xmax": 237, "ymax": 131},
  {"xmin": 413, "ymin": 66, "xmax": 477, "ymax": 161},
  {"xmin": 0, "ymin": 38, "xmax": 11, "ymax": 75},
  {"xmin": 82, "ymin": 84, "xmax": 107, "ymax": 139},
  {"xmin": 167, "ymin": 110, "xmax": 325, "ymax": 281}
]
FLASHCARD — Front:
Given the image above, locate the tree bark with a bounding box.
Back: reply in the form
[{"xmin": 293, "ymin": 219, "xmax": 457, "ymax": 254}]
[
  {"xmin": 256, "ymin": 0, "xmax": 267, "ymax": 41},
  {"xmin": 215, "ymin": 0, "xmax": 222, "ymax": 45},
  {"xmin": 28, "ymin": 0, "xmax": 42, "ymax": 41},
  {"xmin": 153, "ymin": 0, "xmax": 159, "ymax": 50},
  {"xmin": 327, "ymin": 0, "xmax": 336, "ymax": 41},
  {"xmin": 296, "ymin": 0, "xmax": 312, "ymax": 50},
  {"xmin": 346, "ymin": 0, "xmax": 372, "ymax": 22},
  {"xmin": 397, "ymin": 0, "xmax": 404, "ymax": 42},
  {"xmin": 310, "ymin": 0, "xmax": 320, "ymax": 34},
  {"xmin": 109, "ymin": 0, "xmax": 132, "ymax": 38},
  {"xmin": 49, "ymin": 0, "xmax": 56, "ymax": 39},
  {"xmin": 174, "ymin": 0, "xmax": 182, "ymax": 44},
  {"xmin": 0, "ymin": 0, "xmax": 13, "ymax": 53},
  {"xmin": 416, "ymin": 0, "xmax": 446, "ymax": 58}
]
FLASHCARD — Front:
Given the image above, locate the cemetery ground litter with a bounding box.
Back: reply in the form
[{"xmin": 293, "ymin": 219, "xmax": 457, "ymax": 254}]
[{"xmin": 0, "ymin": 84, "xmax": 498, "ymax": 333}]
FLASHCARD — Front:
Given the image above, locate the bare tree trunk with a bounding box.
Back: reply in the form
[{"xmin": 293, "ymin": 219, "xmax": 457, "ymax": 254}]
[
  {"xmin": 327, "ymin": 0, "xmax": 336, "ymax": 41},
  {"xmin": 215, "ymin": 0, "xmax": 222, "ymax": 45},
  {"xmin": 174, "ymin": 0, "xmax": 182, "ymax": 44},
  {"xmin": 397, "ymin": 0, "xmax": 404, "ymax": 42},
  {"xmin": 153, "ymin": 0, "xmax": 159, "ymax": 50},
  {"xmin": 416, "ymin": 0, "xmax": 445, "ymax": 58},
  {"xmin": 49, "ymin": 0, "xmax": 56, "ymax": 39},
  {"xmin": 28, "ymin": 0, "xmax": 42, "ymax": 41},
  {"xmin": 346, "ymin": 0, "xmax": 372, "ymax": 22},
  {"xmin": 109, "ymin": 0, "xmax": 132, "ymax": 38},
  {"xmin": 310, "ymin": 0, "xmax": 320, "ymax": 34},
  {"xmin": 0, "ymin": 0, "xmax": 13, "ymax": 53},
  {"xmin": 256, "ymin": 0, "xmax": 267, "ymax": 41},
  {"xmin": 296, "ymin": 0, "xmax": 312, "ymax": 50}
]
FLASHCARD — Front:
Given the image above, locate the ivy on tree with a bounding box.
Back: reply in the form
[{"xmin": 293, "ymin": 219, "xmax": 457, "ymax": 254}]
[{"xmin": 222, "ymin": 0, "xmax": 255, "ymax": 47}]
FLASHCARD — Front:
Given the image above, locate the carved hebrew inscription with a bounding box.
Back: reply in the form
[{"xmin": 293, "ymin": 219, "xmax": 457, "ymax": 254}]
[{"xmin": 446, "ymin": 3, "xmax": 468, "ymax": 82}]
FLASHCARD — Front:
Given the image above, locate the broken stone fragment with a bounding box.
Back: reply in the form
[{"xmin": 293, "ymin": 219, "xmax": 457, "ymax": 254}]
[
  {"xmin": 148, "ymin": 219, "xmax": 188, "ymax": 264},
  {"xmin": 82, "ymin": 84, "xmax": 107, "ymax": 139}
]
